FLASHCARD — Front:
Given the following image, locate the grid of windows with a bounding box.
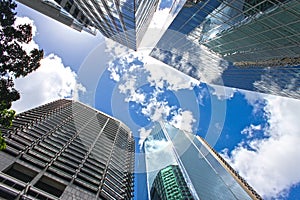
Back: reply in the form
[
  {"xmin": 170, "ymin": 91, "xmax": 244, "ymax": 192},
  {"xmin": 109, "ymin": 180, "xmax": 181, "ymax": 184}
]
[
  {"xmin": 150, "ymin": 165, "xmax": 194, "ymax": 200},
  {"xmin": 154, "ymin": 0, "xmax": 300, "ymax": 64},
  {"xmin": 150, "ymin": 0, "xmax": 300, "ymax": 99},
  {"xmin": 144, "ymin": 123, "xmax": 262, "ymax": 200},
  {"xmin": 55, "ymin": 0, "xmax": 158, "ymax": 50},
  {"xmin": 18, "ymin": 0, "xmax": 159, "ymax": 50},
  {"xmin": 164, "ymin": 123, "xmax": 262, "ymax": 200},
  {"xmin": 201, "ymin": 0, "xmax": 300, "ymax": 64},
  {"xmin": 0, "ymin": 99, "xmax": 134, "ymax": 199}
]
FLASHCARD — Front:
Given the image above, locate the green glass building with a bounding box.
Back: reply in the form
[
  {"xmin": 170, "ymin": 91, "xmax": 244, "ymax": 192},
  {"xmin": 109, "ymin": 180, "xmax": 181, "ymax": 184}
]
[
  {"xmin": 202, "ymin": 0, "xmax": 300, "ymax": 65},
  {"xmin": 144, "ymin": 122, "xmax": 262, "ymax": 200},
  {"xmin": 150, "ymin": 165, "xmax": 194, "ymax": 200}
]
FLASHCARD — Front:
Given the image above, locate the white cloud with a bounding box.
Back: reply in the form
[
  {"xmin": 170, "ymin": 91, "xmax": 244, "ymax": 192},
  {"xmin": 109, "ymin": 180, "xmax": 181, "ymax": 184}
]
[
  {"xmin": 105, "ymin": 37, "xmax": 131, "ymax": 56},
  {"xmin": 241, "ymin": 124, "xmax": 262, "ymax": 139},
  {"xmin": 241, "ymin": 89, "xmax": 266, "ymax": 114},
  {"xmin": 10, "ymin": 17, "xmax": 85, "ymax": 113},
  {"xmin": 209, "ymin": 84, "xmax": 237, "ymax": 100},
  {"xmin": 169, "ymin": 109, "xmax": 195, "ymax": 133},
  {"xmin": 144, "ymin": 59, "xmax": 198, "ymax": 91},
  {"xmin": 137, "ymin": 95, "xmax": 196, "ymax": 148},
  {"xmin": 106, "ymin": 35, "xmax": 198, "ymax": 149},
  {"xmin": 141, "ymin": 95, "xmax": 175, "ymax": 122},
  {"xmin": 222, "ymin": 96, "xmax": 300, "ymax": 199},
  {"xmin": 150, "ymin": 36, "xmax": 228, "ymax": 85},
  {"xmin": 13, "ymin": 54, "xmax": 86, "ymax": 113},
  {"xmin": 138, "ymin": 127, "xmax": 153, "ymax": 148}
]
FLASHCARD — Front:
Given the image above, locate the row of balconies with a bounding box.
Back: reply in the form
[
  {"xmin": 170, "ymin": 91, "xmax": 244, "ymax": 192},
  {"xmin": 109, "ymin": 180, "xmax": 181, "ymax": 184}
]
[
  {"xmin": 44, "ymin": 168, "xmax": 71, "ymax": 184},
  {"xmin": 20, "ymin": 154, "xmax": 46, "ymax": 169},
  {"xmin": 67, "ymin": 143, "xmax": 86, "ymax": 157},
  {"xmin": 57, "ymin": 155, "xmax": 80, "ymax": 169},
  {"xmin": 101, "ymin": 180, "xmax": 124, "ymax": 200},
  {"xmin": 38, "ymin": 140, "xmax": 59, "ymax": 155},
  {"xmin": 86, "ymin": 154, "xmax": 108, "ymax": 171},
  {"xmin": 82, "ymin": 161, "xmax": 104, "ymax": 178},
  {"xmin": 61, "ymin": 151, "xmax": 83, "ymax": 164},
  {"xmin": 106, "ymin": 171, "xmax": 125, "ymax": 189},
  {"xmin": 49, "ymin": 162, "xmax": 74, "ymax": 181},
  {"xmin": 103, "ymin": 176, "xmax": 125, "ymax": 198},
  {"xmin": 25, "ymin": 128, "xmax": 44, "ymax": 139},
  {"xmin": 76, "ymin": 172, "xmax": 100, "ymax": 187},
  {"xmin": 63, "ymin": 148, "xmax": 84, "ymax": 161},
  {"xmin": 80, "ymin": 165, "xmax": 103, "ymax": 181},
  {"xmin": 73, "ymin": 177, "xmax": 98, "ymax": 193},
  {"xmin": 4, "ymin": 138, "xmax": 26, "ymax": 155}
]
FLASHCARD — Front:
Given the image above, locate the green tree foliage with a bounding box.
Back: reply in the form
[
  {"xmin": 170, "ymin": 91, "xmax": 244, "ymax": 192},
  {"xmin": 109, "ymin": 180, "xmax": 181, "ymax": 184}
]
[{"xmin": 0, "ymin": 0, "xmax": 44, "ymax": 150}]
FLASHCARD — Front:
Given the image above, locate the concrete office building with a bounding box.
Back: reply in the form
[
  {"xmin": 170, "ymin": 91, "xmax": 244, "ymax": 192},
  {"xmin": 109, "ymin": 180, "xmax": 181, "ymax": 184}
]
[{"xmin": 0, "ymin": 99, "xmax": 134, "ymax": 199}]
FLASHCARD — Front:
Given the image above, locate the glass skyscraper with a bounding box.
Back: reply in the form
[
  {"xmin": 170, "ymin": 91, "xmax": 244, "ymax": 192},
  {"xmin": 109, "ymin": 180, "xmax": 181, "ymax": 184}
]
[
  {"xmin": 18, "ymin": 0, "xmax": 159, "ymax": 50},
  {"xmin": 150, "ymin": 0, "xmax": 300, "ymax": 99},
  {"xmin": 189, "ymin": 0, "xmax": 300, "ymax": 65},
  {"xmin": 0, "ymin": 99, "xmax": 134, "ymax": 199},
  {"xmin": 144, "ymin": 122, "xmax": 261, "ymax": 200},
  {"xmin": 150, "ymin": 165, "xmax": 194, "ymax": 200}
]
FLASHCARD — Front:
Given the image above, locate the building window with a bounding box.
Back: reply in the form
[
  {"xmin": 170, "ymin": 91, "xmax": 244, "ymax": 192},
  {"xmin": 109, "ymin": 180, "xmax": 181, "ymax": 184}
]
[
  {"xmin": 34, "ymin": 176, "xmax": 66, "ymax": 197},
  {"xmin": 3, "ymin": 163, "xmax": 38, "ymax": 183}
]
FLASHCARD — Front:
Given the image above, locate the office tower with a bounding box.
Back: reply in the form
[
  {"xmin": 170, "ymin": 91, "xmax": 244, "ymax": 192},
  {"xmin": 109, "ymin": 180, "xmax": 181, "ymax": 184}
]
[
  {"xmin": 197, "ymin": 0, "xmax": 300, "ymax": 65},
  {"xmin": 150, "ymin": 0, "xmax": 300, "ymax": 99},
  {"xmin": 17, "ymin": 0, "xmax": 159, "ymax": 50},
  {"xmin": 144, "ymin": 124, "xmax": 178, "ymax": 199},
  {"xmin": 0, "ymin": 99, "xmax": 134, "ymax": 199},
  {"xmin": 150, "ymin": 165, "xmax": 194, "ymax": 200},
  {"xmin": 144, "ymin": 122, "xmax": 262, "ymax": 200}
]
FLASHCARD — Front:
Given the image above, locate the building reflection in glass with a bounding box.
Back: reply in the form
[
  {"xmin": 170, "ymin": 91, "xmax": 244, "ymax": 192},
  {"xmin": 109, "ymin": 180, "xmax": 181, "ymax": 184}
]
[
  {"xmin": 150, "ymin": 0, "xmax": 300, "ymax": 99},
  {"xmin": 144, "ymin": 122, "xmax": 261, "ymax": 200}
]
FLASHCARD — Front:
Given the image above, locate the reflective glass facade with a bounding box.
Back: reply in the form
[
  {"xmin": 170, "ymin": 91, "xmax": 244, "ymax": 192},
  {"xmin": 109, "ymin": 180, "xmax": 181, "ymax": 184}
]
[
  {"xmin": 18, "ymin": 0, "xmax": 159, "ymax": 50},
  {"xmin": 150, "ymin": 0, "xmax": 300, "ymax": 99},
  {"xmin": 0, "ymin": 99, "xmax": 134, "ymax": 199},
  {"xmin": 144, "ymin": 123, "xmax": 261, "ymax": 200},
  {"xmin": 200, "ymin": 0, "xmax": 300, "ymax": 64},
  {"xmin": 17, "ymin": 0, "xmax": 97, "ymax": 34},
  {"xmin": 144, "ymin": 124, "xmax": 178, "ymax": 199},
  {"xmin": 150, "ymin": 165, "xmax": 194, "ymax": 200}
]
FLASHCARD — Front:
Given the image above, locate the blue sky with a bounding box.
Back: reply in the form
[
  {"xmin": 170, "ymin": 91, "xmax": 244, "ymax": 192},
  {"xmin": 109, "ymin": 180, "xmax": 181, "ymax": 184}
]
[{"xmin": 12, "ymin": 1, "xmax": 300, "ymax": 200}]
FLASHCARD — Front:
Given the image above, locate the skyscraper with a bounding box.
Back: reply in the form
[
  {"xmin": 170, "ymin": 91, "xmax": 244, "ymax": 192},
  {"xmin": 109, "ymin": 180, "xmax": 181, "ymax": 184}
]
[
  {"xmin": 0, "ymin": 99, "xmax": 134, "ymax": 199},
  {"xmin": 17, "ymin": 0, "xmax": 159, "ymax": 50},
  {"xmin": 150, "ymin": 0, "xmax": 300, "ymax": 99},
  {"xmin": 144, "ymin": 122, "xmax": 262, "ymax": 200},
  {"xmin": 200, "ymin": 0, "xmax": 300, "ymax": 66},
  {"xmin": 150, "ymin": 165, "xmax": 194, "ymax": 200}
]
